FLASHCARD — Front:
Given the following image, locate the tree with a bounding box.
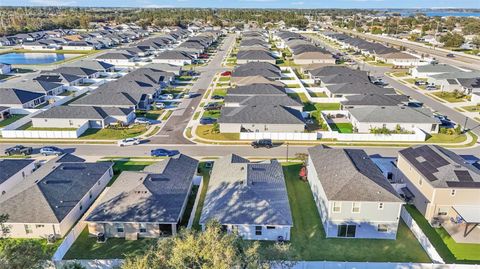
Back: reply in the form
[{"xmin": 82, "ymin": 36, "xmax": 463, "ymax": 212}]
[
  {"xmin": 122, "ymin": 221, "xmax": 295, "ymax": 269},
  {"xmin": 0, "ymin": 240, "xmax": 49, "ymax": 269},
  {"xmin": 440, "ymin": 32, "xmax": 465, "ymax": 48},
  {"xmin": 61, "ymin": 262, "xmax": 87, "ymax": 269},
  {"xmin": 472, "ymin": 35, "xmax": 480, "ymax": 49},
  {"xmin": 0, "ymin": 214, "xmax": 10, "ymax": 237}
]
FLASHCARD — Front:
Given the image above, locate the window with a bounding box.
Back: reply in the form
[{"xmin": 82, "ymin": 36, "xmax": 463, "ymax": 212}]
[
  {"xmin": 378, "ymin": 224, "xmax": 388, "ymax": 232},
  {"xmin": 116, "ymin": 224, "xmax": 124, "ymax": 233},
  {"xmin": 139, "ymin": 223, "xmax": 147, "ymax": 233},
  {"xmin": 337, "ymin": 225, "xmax": 356, "ymax": 237},
  {"xmin": 378, "ymin": 203, "xmax": 384, "ymax": 210},
  {"xmin": 79, "ymin": 204, "xmax": 83, "ymax": 211},
  {"xmin": 89, "ymin": 192, "xmax": 93, "ymax": 199},
  {"xmin": 352, "ymin": 202, "xmax": 361, "ymax": 213},
  {"xmin": 24, "ymin": 225, "xmax": 33, "ymax": 234},
  {"xmin": 266, "ymin": 226, "xmax": 276, "ymax": 230},
  {"xmin": 35, "ymin": 224, "xmax": 44, "ymax": 229},
  {"xmin": 255, "ymin": 226, "xmax": 262, "ymax": 236},
  {"xmin": 451, "ymin": 189, "xmax": 456, "ymax": 196},
  {"xmin": 333, "ymin": 202, "xmax": 341, "ymax": 213}
]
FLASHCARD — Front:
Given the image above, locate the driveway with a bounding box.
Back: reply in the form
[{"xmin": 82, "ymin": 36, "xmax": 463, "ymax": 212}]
[{"xmin": 147, "ymin": 34, "xmax": 236, "ymax": 144}]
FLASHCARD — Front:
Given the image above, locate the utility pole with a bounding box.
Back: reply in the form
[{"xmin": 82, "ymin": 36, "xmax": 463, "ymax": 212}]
[{"xmin": 286, "ymin": 142, "xmax": 289, "ymax": 163}]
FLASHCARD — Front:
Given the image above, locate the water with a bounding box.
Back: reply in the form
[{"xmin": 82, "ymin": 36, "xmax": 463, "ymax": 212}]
[
  {"xmin": 0, "ymin": 52, "xmax": 81, "ymax": 65},
  {"xmin": 399, "ymin": 12, "xmax": 480, "ymax": 17}
]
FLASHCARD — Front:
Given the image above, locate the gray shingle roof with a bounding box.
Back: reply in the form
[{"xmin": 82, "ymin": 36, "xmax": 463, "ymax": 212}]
[
  {"xmin": 326, "ymin": 82, "xmax": 396, "ymax": 95},
  {"xmin": 1, "ymin": 79, "xmax": 62, "ymax": 94},
  {"xmin": 86, "ymin": 154, "xmax": 198, "ymax": 223},
  {"xmin": 96, "ymin": 52, "xmax": 134, "ymax": 60},
  {"xmin": 308, "ymin": 146, "xmax": 402, "ymax": 202},
  {"xmin": 155, "ymin": 50, "xmax": 194, "ymax": 60},
  {"xmin": 200, "ymin": 155, "xmax": 293, "ymax": 226},
  {"xmin": 219, "ymin": 105, "xmax": 305, "ymax": 125},
  {"xmin": 0, "ymin": 159, "xmax": 34, "ymax": 185},
  {"xmin": 0, "ymin": 88, "xmax": 45, "ymax": 105},
  {"xmin": 237, "ymin": 50, "xmax": 276, "ymax": 61},
  {"xmin": 414, "ymin": 64, "xmax": 462, "ymax": 73},
  {"xmin": 32, "ymin": 106, "xmax": 132, "ymax": 120},
  {"xmin": 347, "ymin": 106, "xmax": 440, "ymax": 124},
  {"xmin": 65, "ymin": 60, "xmax": 114, "ymax": 72},
  {"xmin": 341, "ymin": 94, "xmax": 409, "ymax": 107},
  {"xmin": 227, "ymin": 84, "xmax": 286, "ymax": 96},
  {"xmin": 224, "ymin": 95, "xmax": 301, "ymax": 107}
]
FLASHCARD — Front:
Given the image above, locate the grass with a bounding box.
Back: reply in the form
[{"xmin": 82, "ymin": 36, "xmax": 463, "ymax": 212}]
[
  {"xmin": 218, "ymin": 76, "xmax": 230, "ymax": 82},
  {"xmin": 426, "ymin": 133, "xmax": 467, "ymax": 144},
  {"xmin": 285, "ymin": 84, "xmax": 301, "ymax": 88},
  {"xmin": 63, "ymin": 227, "xmax": 155, "ymax": 259},
  {"xmin": 431, "ymin": 92, "xmax": 467, "ymax": 103},
  {"xmin": 195, "ymin": 125, "xmax": 239, "ymax": 141},
  {"xmin": 287, "ymin": 92, "xmax": 309, "ymax": 103},
  {"xmin": 0, "ymin": 114, "xmax": 26, "ymax": 128},
  {"xmin": 0, "ymin": 74, "xmax": 13, "ymax": 80},
  {"xmin": 162, "ymin": 110, "xmax": 173, "ymax": 121},
  {"xmin": 192, "ymin": 162, "xmax": 211, "ymax": 230},
  {"xmin": 193, "ymin": 111, "xmax": 201, "ymax": 120},
  {"xmin": 179, "ymin": 185, "xmax": 200, "ymax": 227},
  {"xmin": 80, "ymin": 125, "xmax": 148, "ymax": 140},
  {"xmin": 308, "ymin": 91, "xmax": 328, "ymax": 98},
  {"xmin": 281, "ymin": 163, "xmax": 431, "ymax": 262},
  {"xmin": 0, "ymin": 238, "xmax": 61, "ymax": 256},
  {"xmin": 212, "ymin": 88, "xmax": 227, "ymax": 96},
  {"xmin": 391, "ymin": 71, "xmax": 409, "ymax": 77},
  {"xmin": 109, "ymin": 160, "xmax": 156, "ymax": 186},
  {"xmin": 404, "ymin": 205, "xmax": 480, "ymax": 263},
  {"xmin": 461, "ymin": 105, "xmax": 480, "ymax": 112},
  {"xmin": 329, "ymin": 122, "xmax": 354, "ymax": 133},
  {"xmin": 136, "ymin": 109, "xmax": 164, "ymax": 120},
  {"xmin": 17, "ymin": 122, "xmax": 76, "ymax": 131},
  {"xmin": 202, "ymin": 110, "xmax": 221, "ymax": 119},
  {"xmin": 314, "ymin": 103, "xmax": 341, "ymax": 111}
]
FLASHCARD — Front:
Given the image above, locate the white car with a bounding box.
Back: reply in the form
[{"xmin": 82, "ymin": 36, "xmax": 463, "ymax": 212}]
[
  {"xmin": 117, "ymin": 138, "xmax": 140, "ymax": 147},
  {"xmin": 159, "ymin": 94, "xmax": 174, "ymax": 100},
  {"xmin": 155, "ymin": 102, "xmax": 165, "ymax": 109},
  {"xmin": 135, "ymin": 117, "xmax": 152, "ymax": 125}
]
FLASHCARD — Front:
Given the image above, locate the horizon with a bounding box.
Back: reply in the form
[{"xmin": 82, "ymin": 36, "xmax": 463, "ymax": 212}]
[{"xmin": 1, "ymin": 1, "xmax": 479, "ymax": 9}]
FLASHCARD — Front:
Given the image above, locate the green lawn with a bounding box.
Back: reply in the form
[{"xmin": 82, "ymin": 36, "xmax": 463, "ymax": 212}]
[
  {"xmin": 109, "ymin": 160, "xmax": 156, "ymax": 186},
  {"xmin": 136, "ymin": 109, "xmax": 164, "ymax": 120},
  {"xmin": 405, "ymin": 205, "xmax": 480, "ymax": 263},
  {"xmin": 162, "ymin": 110, "xmax": 173, "ymax": 121},
  {"xmin": 218, "ymin": 76, "xmax": 230, "ymax": 82},
  {"xmin": 192, "ymin": 162, "xmax": 212, "ymax": 230},
  {"xmin": 431, "ymin": 92, "xmax": 467, "ymax": 103},
  {"xmin": 202, "ymin": 110, "xmax": 221, "ymax": 119},
  {"xmin": 287, "ymin": 93, "xmax": 309, "ymax": 103},
  {"xmin": 391, "ymin": 71, "xmax": 409, "ymax": 77},
  {"xmin": 314, "ymin": 103, "xmax": 341, "ymax": 111},
  {"xmin": 195, "ymin": 125, "xmax": 239, "ymax": 141},
  {"xmin": 64, "ymin": 227, "xmax": 155, "ymax": 259},
  {"xmin": 80, "ymin": 125, "xmax": 148, "ymax": 140},
  {"xmin": 461, "ymin": 105, "xmax": 480, "ymax": 112},
  {"xmin": 282, "ymin": 163, "xmax": 431, "ymax": 262},
  {"xmin": 426, "ymin": 133, "xmax": 467, "ymax": 144},
  {"xmin": 329, "ymin": 122, "xmax": 354, "ymax": 133},
  {"xmin": 308, "ymin": 91, "xmax": 328, "ymax": 98},
  {"xmin": 17, "ymin": 122, "xmax": 76, "ymax": 131},
  {"xmin": 212, "ymin": 88, "xmax": 227, "ymax": 96},
  {"xmin": 0, "ymin": 114, "xmax": 26, "ymax": 128}
]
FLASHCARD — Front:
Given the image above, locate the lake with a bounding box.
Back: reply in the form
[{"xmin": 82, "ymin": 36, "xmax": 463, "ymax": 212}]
[{"xmin": 0, "ymin": 52, "xmax": 81, "ymax": 65}]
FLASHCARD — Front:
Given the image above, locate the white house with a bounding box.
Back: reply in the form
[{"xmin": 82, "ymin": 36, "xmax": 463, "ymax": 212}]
[
  {"xmin": 0, "ymin": 63, "xmax": 12, "ymax": 74},
  {"xmin": 307, "ymin": 146, "xmax": 404, "ymax": 239},
  {"xmin": 0, "ymin": 159, "xmax": 36, "ymax": 196}
]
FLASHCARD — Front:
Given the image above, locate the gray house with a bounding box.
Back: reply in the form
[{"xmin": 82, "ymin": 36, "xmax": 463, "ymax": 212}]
[
  {"xmin": 200, "ymin": 154, "xmax": 293, "ymax": 241},
  {"xmin": 236, "ymin": 50, "xmax": 276, "ymax": 64},
  {"xmin": 0, "ymin": 88, "xmax": 46, "ymax": 108},
  {"xmin": 307, "ymin": 146, "xmax": 404, "ymax": 239},
  {"xmin": 86, "ymin": 154, "xmax": 199, "ymax": 240}
]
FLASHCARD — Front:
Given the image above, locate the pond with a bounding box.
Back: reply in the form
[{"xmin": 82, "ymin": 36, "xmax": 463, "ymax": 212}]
[{"xmin": 0, "ymin": 52, "xmax": 81, "ymax": 65}]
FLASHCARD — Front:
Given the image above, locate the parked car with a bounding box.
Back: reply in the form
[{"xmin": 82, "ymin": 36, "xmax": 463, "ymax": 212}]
[
  {"xmin": 135, "ymin": 117, "xmax": 153, "ymax": 125},
  {"xmin": 151, "ymin": 148, "xmax": 180, "ymax": 157},
  {"xmin": 446, "ymin": 53, "xmax": 455, "ymax": 58},
  {"xmin": 425, "ymin": 85, "xmax": 437, "ymax": 90},
  {"xmin": 39, "ymin": 146, "xmax": 63, "ymax": 156},
  {"xmin": 251, "ymin": 139, "xmax": 273, "ymax": 149},
  {"xmin": 155, "ymin": 102, "xmax": 165, "ymax": 109},
  {"xmin": 204, "ymin": 103, "xmax": 222, "ymax": 111},
  {"xmin": 211, "ymin": 95, "xmax": 224, "ymax": 100},
  {"xmin": 414, "ymin": 80, "xmax": 427, "ymax": 86},
  {"xmin": 5, "ymin": 145, "xmax": 33, "ymax": 156},
  {"xmin": 118, "ymin": 138, "xmax": 141, "ymax": 147},
  {"xmin": 159, "ymin": 94, "xmax": 174, "ymax": 100},
  {"xmin": 200, "ymin": 117, "xmax": 217, "ymax": 125},
  {"xmin": 221, "ymin": 71, "xmax": 231, "ymax": 76},
  {"xmin": 430, "ymin": 60, "xmax": 439, "ymax": 64},
  {"xmin": 407, "ymin": 101, "xmax": 423, "ymax": 108}
]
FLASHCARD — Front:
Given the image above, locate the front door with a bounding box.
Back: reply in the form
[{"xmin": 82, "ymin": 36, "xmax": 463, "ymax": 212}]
[{"xmin": 337, "ymin": 224, "xmax": 356, "ymax": 238}]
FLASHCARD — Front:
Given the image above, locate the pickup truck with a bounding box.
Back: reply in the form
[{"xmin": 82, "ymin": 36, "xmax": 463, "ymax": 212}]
[{"xmin": 5, "ymin": 145, "xmax": 33, "ymax": 156}]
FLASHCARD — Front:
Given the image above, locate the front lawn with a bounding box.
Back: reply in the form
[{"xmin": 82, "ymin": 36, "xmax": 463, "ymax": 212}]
[
  {"xmin": 461, "ymin": 105, "xmax": 480, "ymax": 112},
  {"xmin": 0, "ymin": 114, "xmax": 26, "ymax": 128},
  {"xmin": 64, "ymin": 227, "xmax": 155, "ymax": 259},
  {"xmin": 426, "ymin": 133, "xmax": 467, "ymax": 144},
  {"xmin": 195, "ymin": 125, "xmax": 239, "ymax": 141},
  {"xmin": 80, "ymin": 125, "xmax": 148, "ymax": 140},
  {"xmin": 136, "ymin": 109, "xmax": 164, "ymax": 120},
  {"xmin": 405, "ymin": 205, "xmax": 480, "ymax": 263},
  {"xmin": 391, "ymin": 71, "xmax": 409, "ymax": 77},
  {"xmin": 328, "ymin": 122, "xmax": 354, "ymax": 133},
  {"xmin": 287, "ymin": 92, "xmax": 308, "ymax": 103},
  {"xmin": 218, "ymin": 76, "xmax": 230, "ymax": 82},
  {"xmin": 314, "ymin": 103, "xmax": 341, "ymax": 111},
  {"xmin": 202, "ymin": 110, "xmax": 221, "ymax": 119},
  {"xmin": 431, "ymin": 92, "xmax": 467, "ymax": 103},
  {"xmin": 212, "ymin": 88, "xmax": 227, "ymax": 96},
  {"xmin": 282, "ymin": 163, "xmax": 431, "ymax": 262}
]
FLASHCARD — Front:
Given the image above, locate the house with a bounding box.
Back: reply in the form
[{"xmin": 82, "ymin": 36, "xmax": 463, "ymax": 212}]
[
  {"xmin": 2, "ymin": 79, "xmax": 65, "ymax": 96},
  {"xmin": 398, "ymin": 145, "xmax": 480, "ymax": 242},
  {"xmin": 0, "ymin": 154, "xmax": 113, "ymax": 238},
  {"xmin": 86, "ymin": 154, "xmax": 199, "ymax": 239},
  {"xmin": 50, "ymin": 66, "xmax": 100, "ymax": 79},
  {"xmin": 341, "ymin": 93, "xmax": 409, "ymax": 109},
  {"xmin": 236, "ymin": 50, "xmax": 276, "ymax": 65},
  {"xmin": 200, "ymin": 154, "xmax": 293, "ymax": 241},
  {"xmin": 0, "ymin": 63, "xmax": 12, "ymax": 74},
  {"xmin": 96, "ymin": 52, "xmax": 136, "ymax": 65},
  {"xmin": 224, "ymin": 95, "xmax": 302, "ymax": 110},
  {"xmin": 347, "ymin": 106, "xmax": 440, "ymax": 133},
  {"xmin": 0, "ymin": 159, "xmax": 35, "ymax": 196},
  {"xmin": 63, "ymin": 41, "xmax": 97, "ymax": 50},
  {"xmin": 143, "ymin": 63, "xmax": 183, "ymax": 76},
  {"xmin": 471, "ymin": 92, "xmax": 480, "ymax": 105},
  {"xmin": 31, "ymin": 106, "xmax": 135, "ymax": 129},
  {"xmin": 65, "ymin": 60, "xmax": 115, "ymax": 73},
  {"xmin": 0, "ymin": 106, "xmax": 9, "ymax": 121},
  {"xmin": 34, "ymin": 73, "xmax": 83, "ymax": 87},
  {"xmin": 226, "ymin": 83, "xmax": 287, "ymax": 96},
  {"xmin": 375, "ymin": 52, "xmax": 421, "ymax": 67},
  {"xmin": 153, "ymin": 50, "xmax": 195, "ymax": 66},
  {"xmin": 218, "ymin": 103, "xmax": 305, "ymax": 133},
  {"xmin": 324, "ymin": 82, "xmax": 396, "ymax": 98},
  {"xmin": 0, "ymin": 88, "xmax": 46, "ymax": 108},
  {"xmin": 306, "ymin": 66, "xmax": 369, "ymax": 84},
  {"xmin": 427, "ymin": 72, "xmax": 480, "ymax": 93},
  {"xmin": 410, "ymin": 64, "xmax": 462, "ymax": 79},
  {"xmin": 231, "ymin": 76, "xmax": 285, "ymax": 87},
  {"xmin": 307, "ymin": 145, "xmax": 404, "ymax": 239},
  {"xmin": 293, "ymin": 51, "xmax": 335, "ymax": 65}
]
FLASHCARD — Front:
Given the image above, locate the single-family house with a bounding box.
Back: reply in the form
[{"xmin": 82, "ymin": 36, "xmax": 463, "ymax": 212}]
[
  {"xmin": 0, "ymin": 88, "xmax": 46, "ymax": 109},
  {"xmin": 96, "ymin": 52, "xmax": 136, "ymax": 65},
  {"xmin": 153, "ymin": 50, "xmax": 195, "ymax": 66},
  {"xmin": 0, "ymin": 159, "xmax": 35, "ymax": 196},
  {"xmin": 236, "ymin": 50, "xmax": 276, "ymax": 65}
]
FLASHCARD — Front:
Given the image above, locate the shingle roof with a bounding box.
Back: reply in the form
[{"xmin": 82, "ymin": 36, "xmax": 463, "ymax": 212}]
[
  {"xmin": 308, "ymin": 146, "xmax": 402, "ymax": 202},
  {"xmin": 227, "ymin": 84, "xmax": 287, "ymax": 95},
  {"xmin": 237, "ymin": 50, "xmax": 276, "ymax": 61},
  {"xmin": 86, "ymin": 154, "xmax": 198, "ymax": 223},
  {"xmin": 200, "ymin": 155, "xmax": 293, "ymax": 226},
  {"xmin": 0, "ymin": 159, "xmax": 34, "ymax": 185},
  {"xmin": 414, "ymin": 64, "xmax": 462, "ymax": 73},
  {"xmin": 326, "ymin": 82, "xmax": 396, "ymax": 95},
  {"xmin": 341, "ymin": 94, "xmax": 409, "ymax": 107},
  {"xmin": 219, "ymin": 105, "xmax": 305, "ymax": 125},
  {"xmin": 32, "ymin": 106, "xmax": 132, "ymax": 120},
  {"xmin": 65, "ymin": 60, "xmax": 114, "ymax": 72},
  {"xmin": 347, "ymin": 106, "xmax": 440, "ymax": 124},
  {"xmin": 1, "ymin": 79, "xmax": 62, "ymax": 94},
  {"xmin": 155, "ymin": 50, "xmax": 194, "ymax": 60},
  {"xmin": 224, "ymin": 95, "xmax": 301, "ymax": 107},
  {"xmin": 96, "ymin": 52, "xmax": 134, "ymax": 60},
  {"xmin": 0, "ymin": 88, "xmax": 45, "ymax": 105}
]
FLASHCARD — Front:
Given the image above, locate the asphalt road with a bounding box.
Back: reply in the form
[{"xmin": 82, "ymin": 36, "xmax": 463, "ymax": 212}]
[{"xmin": 147, "ymin": 34, "xmax": 236, "ymax": 144}]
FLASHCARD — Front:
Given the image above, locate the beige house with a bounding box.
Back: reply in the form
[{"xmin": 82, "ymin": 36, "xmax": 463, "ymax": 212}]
[
  {"xmin": 86, "ymin": 154, "xmax": 199, "ymax": 240},
  {"xmin": 398, "ymin": 145, "xmax": 480, "ymax": 242},
  {"xmin": 293, "ymin": 51, "xmax": 335, "ymax": 65},
  {"xmin": 0, "ymin": 154, "xmax": 113, "ymax": 239}
]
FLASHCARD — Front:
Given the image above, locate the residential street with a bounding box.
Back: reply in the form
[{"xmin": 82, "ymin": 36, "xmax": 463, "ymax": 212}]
[{"xmin": 147, "ymin": 34, "xmax": 236, "ymax": 144}]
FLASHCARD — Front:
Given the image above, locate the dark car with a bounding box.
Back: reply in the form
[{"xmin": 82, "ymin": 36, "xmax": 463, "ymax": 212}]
[
  {"xmin": 446, "ymin": 53, "xmax": 455, "ymax": 58},
  {"xmin": 211, "ymin": 95, "xmax": 224, "ymax": 100},
  {"xmin": 40, "ymin": 146, "xmax": 63, "ymax": 156},
  {"xmin": 200, "ymin": 117, "xmax": 217, "ymax": 125},
  {"xmin": 204, "ymin": 103, "xmax": 222, "ymax": 111},
  {"xmin": 251, "ymin": 139, "xmax": 273, "ymax": 149},
  {"xmin": 151, "ymin": 148, "xmax": 180, "ymax": 157},
  {"xmin": 5, "ymin": 145, "xmax": 33, "ymax": 156}
]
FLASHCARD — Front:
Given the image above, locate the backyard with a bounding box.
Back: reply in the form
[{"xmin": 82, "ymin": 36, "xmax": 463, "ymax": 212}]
[
  {"xmin": 80, "ymin": 125, "xmax": 148, "ymax": 140},
  {"xmin": 17, "ymin": 122, "xmax": 76, "ymax": 131},
  {"xmin": 0, "ymin": 114, "xmax": 26, "ymax": 128},
  {"xmin": 404, "ymin": 205, "xmax": 480, "ymax": 263},
  {"xmin": 328, "ymin": 122, "xmax": 354, "ymax": 133}
]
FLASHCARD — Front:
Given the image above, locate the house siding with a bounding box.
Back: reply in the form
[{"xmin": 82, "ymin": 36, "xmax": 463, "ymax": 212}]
[{"xmin": 0, "ymin": 161, "xmax": 36, "ymax": 196}]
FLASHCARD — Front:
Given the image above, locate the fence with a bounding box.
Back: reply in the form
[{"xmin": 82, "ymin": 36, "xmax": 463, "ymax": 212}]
[
  {"xmin": 240, "ymin": 132, "xmax": 318, "ymax": 141},
  {"xmin": 283, "ymin": 261, "xmax": 479, "ymax": 269},
  {"xmin": 1, "ymin": 122, "xmax": 88, "ymax": 139},
  {"xmin": 187, "ymin": 176, "xmax": 205, "ymax": 229},
  {"xmin": 52, "ymin": 221, "xmax": 87, "ymax": 262},
  {"xmin": 53, "ymin": 259, "xmax": 123, "ymax": 269},
  {"xmin": 400, "ymin": 207, "xmax": 444, "ymax": 264}
]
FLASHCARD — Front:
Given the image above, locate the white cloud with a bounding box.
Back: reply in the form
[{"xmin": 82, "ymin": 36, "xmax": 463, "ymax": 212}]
[
  {"xmin": 29, "ymin": 0, "xmax": 76, "ymax": 5},
  {"xmin": 292, "ymin": 1, "xmax": 304, "ymax": 5}
]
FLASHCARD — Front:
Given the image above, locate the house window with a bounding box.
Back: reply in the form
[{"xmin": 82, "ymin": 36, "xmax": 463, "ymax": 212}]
[
  {"xmin": 69, "ymin": 120, "xmax": 73, "ymax": 126},
  {"xmin": 89, "ymin": 191, "xmax": 93, "ymax": 199},
  {"xmin": 378, "ymin": 203, "xmax": 384, "ymax": 210},
  {"xmin": 24, "ymin": 225, "xmax": 33, "ymax": 234},
  {"xmin": 333, "ymin": 202, "xmax": 341, "ymax": 213},
  {"xmin": 139, "ymin": 223, "xmax": 147, "ymax": 233},
  {"xmin": 79, "ymin": 204, "xmax": 83, "ymax": 211},
  {"xmin": 451, "ymin": 189, "xmax": 456, "ymax": 196},
  {"xmin": 352, "ymin": 202, "xmax": 361, "ymax": 213},
  {"xmin": 337, "ymin": 224, "xmax": 356, "ymax": 237},
  {"xmin": 36, "ymin": 225, "xmax": 44, "ymax": 229},
  {"xmin": 116, "ymin": 224, "xmax": 124, "ymax": 233},
  {"xmin": 266, "ymin": 226, "xmax": 276, "ymax": 230},
  {"xmin": 255, "ymin": 226, "xmax": 262, "ymax": 236},
  {"xmin": 378, "ymin": 224, "xmax": 388, "ymax": 232}
]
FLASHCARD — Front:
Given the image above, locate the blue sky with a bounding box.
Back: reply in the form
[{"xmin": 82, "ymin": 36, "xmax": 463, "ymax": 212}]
[{"xmin": 2, "ymin": 0, "xmax": 480, "ymax": 8}]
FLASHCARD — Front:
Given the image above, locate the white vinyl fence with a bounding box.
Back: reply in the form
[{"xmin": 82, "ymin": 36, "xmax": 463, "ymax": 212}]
[
  {"xmin": 283, "ymin": 261, "xmax": 479, "ymax": 269},
  {"xmin": 1, "ymin": 122, "xmax": 88, "ymax": 139},
  {"xmin": 54, "ymin": 259, "xmax": 123, "ymax": 269},
  {"xmin": 400, "ymin": 207, "xmax": 444, "ymax": 264},
  {"xmin": 240, "ymin": 132, "xmax": 318, "ymax": 141},
  {"xmin": 52, "ymin": 221, "xmax": 87, "ymax": 262}
]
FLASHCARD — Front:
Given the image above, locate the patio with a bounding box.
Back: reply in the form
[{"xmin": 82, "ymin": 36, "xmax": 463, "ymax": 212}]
[{"xmin": 442, "ymin": 222, "xmax": 480, "ymax": 244}]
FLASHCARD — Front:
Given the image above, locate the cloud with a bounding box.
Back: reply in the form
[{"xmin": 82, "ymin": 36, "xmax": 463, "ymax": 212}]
[
  {"xmin": 29, "ymin": 0, "xmax": 76, "ymax": 5},
  {"xmin": 240, "ymin": 0, "xmax": 278, "ymax": 2},
  {"xmin": 291, "ymin": 1, "xmax": 304, "ymax": 5}
]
